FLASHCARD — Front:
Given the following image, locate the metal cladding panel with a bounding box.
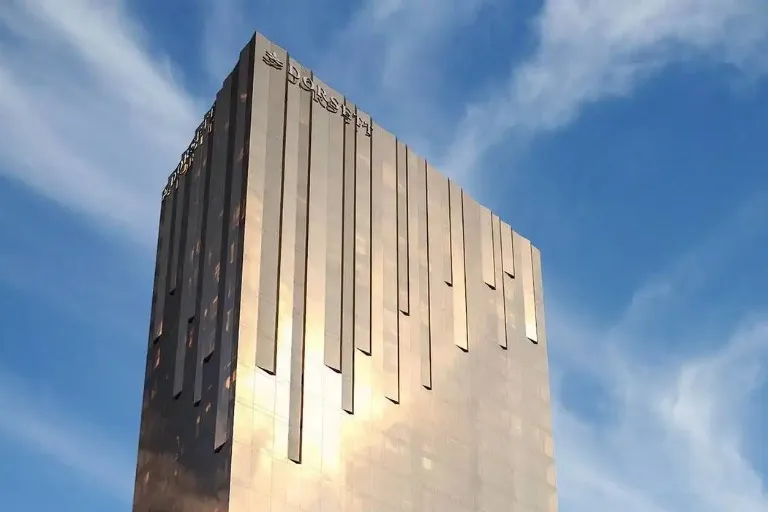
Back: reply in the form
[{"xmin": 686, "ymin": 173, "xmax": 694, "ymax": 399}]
[
  {"xmin": 195, "ymin": 70, "xmax": 236, "ymax": 419},
  {"xmin": 501, "ymin": 220, "xmax": 515, "ymax": 277},
  {"xmin": 155, "ymin": 183, "xmax": 184, "ymax": 412},
  {"xmin": 200, "ymin": 67, "xmax": 239, "ymax": 458},
  {"xmin": 193, "ymin": 115, "xmax": 215, "ymax": 406},
  {"xmin": 152, "ymin": 192, "xmax": 172, "ymax": 340},
  {"xmin": 516, "ymin": 231, "xmax": 538, "ymax": 344},
  {"xmin": 480, "ymin": 205, "xmax": 496, "ymax": 289},
  {"xmin": 199, "ymin": 72, "xmax": 235, "ymax": 359},
  {"xmin": 426, "ymin": 163, "xmax": 450, "ymax": 385},
  {"xmin": 323, "ymin": 86, "xmax": 345, "ymax": 373},
  {"xmin": 174, "ymin": 135, "xmax": 208, "ymax": 398},
  {"xmin": 340, "ymin": 100, "xmax": 357, "ymax": 414},
  {"xmin": 253, "ymin": 41, "xmax": 288, "ymax": 375},
  {"xmin": 492, "ymin": 215, "xmax": 508, "ymax": 349},
  {"xmin": 300, "ymin": 75, "xmax": 333, "ymax": 472},
  {"xmin": 396, "ymin": 140, "xmax": 410, "ymax": 315},
  {"xmin": 228, "ymin": 35, "xmax": 274, "ymax": 501},
  {"xmin": 169, "ymin": 171, "xmax": 190, "ymax": 397},
  {"xmin": 147, "ymin": 200, "xmax": 165, "ymax": 348},
  {"xmin": 441, "ymin": 173, "xmax": 453, "ymax": 287},
  {"xmin": 237, "ymin": 33, "xmax": 271, "ymax": 378},
  {"xmin": 272, "ymin": 56, "xmax": 302, "ymax": 460},
  {"xmin": 425, "ymin": 165, "xmax": 443, "ymax": 282},
  {"xmin": 407, "ymin": 148, "xmax": 432, "ymax": 390},
  {"xmin": 214, "ymin": 42, "xmax": 253, "ymax": 452},
  {"xmin": 449, "ymin": 181, "xmax": 469, "ymax": 351},
  {"xmin": 426, "ymin": 164, "xmax": 452, "ymax": 287},
  {"xmin": 134, "ymin": 31, "xmax": 556, "ymax": 512},
  {"xmin": 532, "ymin": 245, "xmax": 548, "ymax": 348},
  {"xmin": 461, "ymin": 193, "xmax": 482, "ymax": 351},
  {"xmin": 354, "ymin": 110, "xmax": 373, "ymax": 356},
  {"xmin": 280, "ymin": 61, "xmax": 313, "ymax": 463},
  {"xmin": 169, "ymin": 172, "xmax": 189, "ymax": 294},
  {"xmin": 372, "ymin": 125, "xmax": 400, "ymax": 403},
  {"xmin": 369, "ymin": 124, "xmax": 384, "ymax": 390},
  {"xmin": 134, "ymin": 92, "xmax": 229, "ymax": 512}
]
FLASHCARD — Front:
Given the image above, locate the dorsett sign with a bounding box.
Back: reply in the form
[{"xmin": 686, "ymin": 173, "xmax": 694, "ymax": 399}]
[{"xmin": 263, "ymin": 50, "xmax": 373, "ymax": 137}]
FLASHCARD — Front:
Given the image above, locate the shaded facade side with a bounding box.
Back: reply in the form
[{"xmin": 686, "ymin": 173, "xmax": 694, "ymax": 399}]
[{"xmin": 134, "ymin": 32, "xmax": 557, "ymax": 512}]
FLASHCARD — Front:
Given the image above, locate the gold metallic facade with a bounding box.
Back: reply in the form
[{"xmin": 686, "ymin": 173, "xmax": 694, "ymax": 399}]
[{"xmin": 134, "ymin": 32, "xmax": 557, "ymax": 512}]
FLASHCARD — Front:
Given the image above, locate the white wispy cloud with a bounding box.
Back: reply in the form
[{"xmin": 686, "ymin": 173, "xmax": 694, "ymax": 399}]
[
  {"xmin": 446, "ymin": 0, "xmax": 768, "ymax": 179},
  {"xmin": 0, "ymin": 0, "xmax": 200, "ymax": 246},
  {"xmin": 553, "ymin": 317, "xmax": 768, "ymax": 512},
  {"xmin": 331, "ymin": 0, "xmax": 491, "ymax": 93},
  {"xmin": 548, "ymin": 193, "xmax": 768, "ymax": 511},
  {"xmin": 0, "ymin": 369, "xmax": 134, "ymax": 500},
  {"xmin": 313, "ymin": 0, "xmax": 495, "ymax": 163}
]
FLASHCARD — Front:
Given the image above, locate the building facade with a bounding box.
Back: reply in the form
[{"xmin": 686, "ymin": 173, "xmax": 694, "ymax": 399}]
[{"xmin": 133, "ymin": 32, "xmax": 557, "ymax": 512}]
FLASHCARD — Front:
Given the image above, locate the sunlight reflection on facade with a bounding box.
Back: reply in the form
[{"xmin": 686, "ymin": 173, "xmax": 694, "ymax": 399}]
[{"xmin": 133, "ymin": 30, "xmax": 556, "ymax": 512}]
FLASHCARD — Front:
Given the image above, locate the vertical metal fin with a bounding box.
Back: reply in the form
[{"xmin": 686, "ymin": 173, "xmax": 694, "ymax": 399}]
[
  {"xmin": 480, "ymin": 206, "xmax": 495, "ymax": 289},
  {"xmin": 396, "ymin": 141, "xmax": 410, "ymax": 315},
  {"xmin": 253, "ymin": 42, "xmax": 289, "ymax": 375},
  {"xmin": 340, "ymin": 100, "xmax": 357, "ymax": 414},
  {"xmin": 516, "ymin": 231, "xmax": 538, "ymax": 344},
  {"xmin": 449, "ymin": 181, "xmax": 469, "ymax": 352}
]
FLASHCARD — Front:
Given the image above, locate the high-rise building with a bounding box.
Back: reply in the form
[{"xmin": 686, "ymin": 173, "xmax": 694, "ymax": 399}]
[{"xmin": 133, "ymin": 31, "xmax": 556, "ymax": 512}]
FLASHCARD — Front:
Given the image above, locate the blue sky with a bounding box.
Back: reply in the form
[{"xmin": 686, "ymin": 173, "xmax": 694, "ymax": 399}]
[{"xmin": 1, "ymin": 0, "xmax": 767, "ymax": 510}]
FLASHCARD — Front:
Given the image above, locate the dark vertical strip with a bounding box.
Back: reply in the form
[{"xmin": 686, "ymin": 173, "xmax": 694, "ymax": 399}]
[
  {"xmin": 169, "ymin": 171, "xmax": 188, "ymax": 294},
  {"xmin": 169, "ymin": 170, "xmax": 190, "ymax": 396},
  {"xmin": 152, "ymin": 192, "xmax": 173, "ymax": 340},
  {"xmin": 193, "ymin": 115, "xmax": 214, "ymax": 405},
  {"xmin": 163, "ymin": 186, "xmax": 177, "ymax": 309},
  {"xmin": 492, "ymin": 215, "xmax": 508, "ymax": 349},
  {"xmin": 396, "ymin": 141, "xmax": 410, "ymax": 315},
  {"xmin": 286, "ymin": 69, "xmax": 313, "ymax": 463},
  {"xmin": 157, "ymin": 181, "xmax": 183, "ymax": 401},
  {"xmin": 147, "ymin": 196, "xmax": 166, "ymax": 347},
  {"xmin": 354, "ymin": 110, "xmax": 372, "ymax": 356},
  {"xmin": 199, "ymin": 71, "xmax": 236, "ymax": 366},
  {"xmin": 203, "ymin": 66, "xmax": 238, "ymax": 459},
  {"xmin": 341, "ymin": 100, "xmax": 357, "ymax": 413},
  {"xmin": 214, "ymin": 42, "xmax": 254, "ymax": 451},
  {"xmin": 173, "ymin": 116, "xmax": 208, "ymax": 398},
  {"xmin": 195, "ymin": 73, "xmax": 237, "ymax": 445},
  {"xmin": 141, "ymin": 195, "xmax": 164, "ymax": 473},
  {"xmin": 254, "ymin": 43, "xmax": 289, "ymax": 374}
]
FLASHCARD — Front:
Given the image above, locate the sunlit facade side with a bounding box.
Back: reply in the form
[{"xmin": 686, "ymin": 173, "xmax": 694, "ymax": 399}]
[{"xmin": 132, "ymin": 31, "xmax": 557, "ymax": 512}]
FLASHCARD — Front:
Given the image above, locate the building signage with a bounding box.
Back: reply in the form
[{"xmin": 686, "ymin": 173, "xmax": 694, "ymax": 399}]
[
  {"xmin": 263, "ymin": 50, "xmax": 373, "ymax": 137},
  {"xmin": 162, "ymin": 105, "xmax": 215, "ymax": 198}
]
